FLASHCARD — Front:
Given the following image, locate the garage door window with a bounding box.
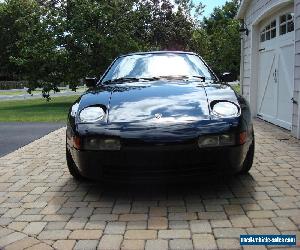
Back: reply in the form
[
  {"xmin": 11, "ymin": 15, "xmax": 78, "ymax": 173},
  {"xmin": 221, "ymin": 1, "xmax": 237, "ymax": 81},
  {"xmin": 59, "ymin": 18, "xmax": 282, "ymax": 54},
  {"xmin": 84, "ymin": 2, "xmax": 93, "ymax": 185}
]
[
  {"xmin": 260, "ymin": 20, "xmax": 276, "ymax": 42},
  {"xmin": 280, "ymin": 13, "xmax": 294, "ymax": 35}
]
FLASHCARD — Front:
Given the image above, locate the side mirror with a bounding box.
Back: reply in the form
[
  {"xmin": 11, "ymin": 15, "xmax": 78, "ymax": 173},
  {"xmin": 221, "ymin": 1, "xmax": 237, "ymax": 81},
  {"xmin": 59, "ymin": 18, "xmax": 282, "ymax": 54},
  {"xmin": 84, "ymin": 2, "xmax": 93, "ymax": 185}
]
[
  {"xmin": 220, "ymin": 72, "xmax": 234, "ymax": 83},
  {"xmin": 85, "ymin": 77, "xmax": 97, "ymax": 88}
]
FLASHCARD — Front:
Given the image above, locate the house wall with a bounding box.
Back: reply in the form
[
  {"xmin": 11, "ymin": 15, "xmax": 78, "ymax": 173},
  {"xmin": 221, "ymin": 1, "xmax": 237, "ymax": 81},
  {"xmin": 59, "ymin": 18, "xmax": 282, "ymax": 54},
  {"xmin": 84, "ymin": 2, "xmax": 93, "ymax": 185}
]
[
  {"xmin": 294, "ymin": 0, "xmax": 300, "ymax": 138},
  {"xmin": 240, "ymin": 0, "xmax": 299, "ymax": 138}
]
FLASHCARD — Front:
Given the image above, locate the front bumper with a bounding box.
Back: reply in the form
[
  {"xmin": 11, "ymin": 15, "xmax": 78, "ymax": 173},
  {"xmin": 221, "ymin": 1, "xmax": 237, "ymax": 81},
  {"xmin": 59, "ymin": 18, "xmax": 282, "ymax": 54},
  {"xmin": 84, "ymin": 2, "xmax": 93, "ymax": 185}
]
[{"xmin": 67, "ymin": 140, "xmax": 249, "ymax": 182}]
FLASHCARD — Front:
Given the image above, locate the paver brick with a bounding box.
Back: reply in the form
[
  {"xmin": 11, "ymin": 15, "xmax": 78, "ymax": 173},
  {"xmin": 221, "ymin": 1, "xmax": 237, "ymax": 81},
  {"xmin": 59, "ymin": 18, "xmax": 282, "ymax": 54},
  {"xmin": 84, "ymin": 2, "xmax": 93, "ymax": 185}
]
[
  {"xmin": 217, "ymin": 239, "xmax": 240, "ymax": 249},
  {"xmin": 98, "ymin": 235, "xmax": 123, "ymax": 250},
  {"xmin": 125, "ymin": 230, "xmax": 157, "ymax": 240},
  {"xmin": 7, "ymin": 221, "xmax": 28, "ymax": 231},
  {"xmin": 90, "ymin": 214, "xmax": 118, "ymax": 221},
  {"xmin": 169, "ymin": 220, "xmax": 189, "ymax": 229},
  {"xmin": 252, "ymin": 218, "xmax": 274, "ymax": 227},
  {"xmin": 271, "ymin": 217, "xmax": 298, "ymax": 231},
  {"xmin": 5, "ymin": 237, "xmax": 40, "ymax": 250},
  {"xmin": 119, "ymin": 214, "xmax": 148, "ymax": 221},
  {"xmin": 192, "ymin": 234, "xmax": 217, "ymax": 250},
  {"xmin": 121, "ymin": 239, "xmax": 145, "ymax": 250},
  {"xmin": 145, "ymin": 239, "xmax": 168, "ymax": 250},
  {"xmin": 246, "ymin": 227, "xmax": 280, "ymax": 235},
  {"xmin": 38, "ymin": 230, "xmax": 71, "ymax": 240},
  {"xmin": 104, "ymin": 221, "xmax": 126, "ymax": 234},
  {"xmin": 168, "ymin": 212, "xmax": 197, "ymax": 220},
  {"xmin": 158, "ymin": 229, "xmax": 190, "ymax": 239},
  {"xmin": 127, "ymin": 221, "xmax": 147, "ymax": 229},
  {"xmin": 213, "ymin": 228, "xmax": 246, "ymax": 238},
  {"xmin": 74, "ymin": 240, "xmax": 98, "ymax": 250},
  {"xmin": 198, "ymin": 212, "xmax": 227, "ymax": 220},
  {"xmin": 65, "ymin": 218, "xmax": 87, "ymax": 230},
  {"xmin": 247, "ymin": 210, "xmax": 276, "ymax": 218},
  {"xmin": 149, "ymin": 207, "xmax": 167, "ymax": 217},
  {"xmin": 229, "ymin": 215, "xmax": 252, "ymax": 228},
  {"xmin": 190, "ymin": 220, "xmax": 212, "ymax": 233},
  {"xmin": 169, "ymin": 239, "xmax": 193, "ymax": 250},
  {"xmin": 26, "ymin": 242, "xmax": 53, "ymax": 250},
  {"xmin": 53, "ymin": 240, "xmax": 76, "ymax": 250},
  {"xmin": 210, "ymin": 220, "xmax": 232, "ymax": 228},
  {"xmin": 0, "ymin": 232, "xmax": 27, "ymax": 247},
  {"xmin": 23, "ymin": 222, "xmax": 47, "ymax": 235},
  {"xmin": 68, "ymin": 229, "xmax": 102, "ymax": 239},
  {"xmin": 148, "ymin": 217, "xmax": 168, "ymax": 229}
]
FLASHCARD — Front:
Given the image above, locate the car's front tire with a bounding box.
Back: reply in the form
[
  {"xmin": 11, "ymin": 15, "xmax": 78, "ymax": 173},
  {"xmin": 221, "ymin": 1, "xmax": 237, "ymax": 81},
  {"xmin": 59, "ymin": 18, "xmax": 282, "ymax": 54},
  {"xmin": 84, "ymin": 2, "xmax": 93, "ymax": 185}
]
[
  {"xmin": 238, "ymin": 138, "xmax": 255, "ymax": 175},
  {"xmin": 66, "ymin": 147, "xmax": 84, "ymax": 180}
]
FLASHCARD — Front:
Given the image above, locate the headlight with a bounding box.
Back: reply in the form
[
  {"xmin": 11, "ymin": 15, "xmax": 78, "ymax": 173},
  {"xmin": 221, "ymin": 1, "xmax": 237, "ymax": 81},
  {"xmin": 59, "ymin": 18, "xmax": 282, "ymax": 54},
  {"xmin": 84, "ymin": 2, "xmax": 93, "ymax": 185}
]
[
  {"xmin": 70, "ymin": 103, "xmax": 79, "ymax": 117},
  {"xmin": 212, "ymin": 101, "xmax": 239, "ymax": 117},
  {"xmin": 198, "ymin": 134, "xmax": 235, "ymax": 148},
  {"xmin": 79, "ymin": 106, "xmax": 105, "ymax": 122}
]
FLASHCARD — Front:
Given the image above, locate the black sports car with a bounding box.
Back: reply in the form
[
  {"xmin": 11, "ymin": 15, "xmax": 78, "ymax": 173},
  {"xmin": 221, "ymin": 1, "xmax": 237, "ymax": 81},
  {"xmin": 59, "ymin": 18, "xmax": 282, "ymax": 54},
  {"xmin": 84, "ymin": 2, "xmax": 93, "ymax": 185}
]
[{"xmin": 66, "ymin": 51, "xmax": 254, "ymax": 181}]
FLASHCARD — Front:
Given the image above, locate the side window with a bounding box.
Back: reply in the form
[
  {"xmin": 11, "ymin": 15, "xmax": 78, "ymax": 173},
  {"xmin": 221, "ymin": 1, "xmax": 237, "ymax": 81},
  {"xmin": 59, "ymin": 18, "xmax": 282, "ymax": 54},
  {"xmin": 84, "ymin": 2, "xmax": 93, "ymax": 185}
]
[
  {"xmin": 260, "ymin": 19, "xmax": 276, "ymax": 43},
  {"xmin": 280, "ymin": 13, "xmax": 294, "ymax": 35}
]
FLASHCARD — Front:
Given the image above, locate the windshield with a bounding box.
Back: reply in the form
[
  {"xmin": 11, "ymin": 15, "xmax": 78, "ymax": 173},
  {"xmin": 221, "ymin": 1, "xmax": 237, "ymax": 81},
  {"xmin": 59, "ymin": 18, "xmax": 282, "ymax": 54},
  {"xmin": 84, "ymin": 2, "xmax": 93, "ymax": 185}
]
[{"xmin": 101, "ymin": 53, "xmax": 216, "ymax": 83}]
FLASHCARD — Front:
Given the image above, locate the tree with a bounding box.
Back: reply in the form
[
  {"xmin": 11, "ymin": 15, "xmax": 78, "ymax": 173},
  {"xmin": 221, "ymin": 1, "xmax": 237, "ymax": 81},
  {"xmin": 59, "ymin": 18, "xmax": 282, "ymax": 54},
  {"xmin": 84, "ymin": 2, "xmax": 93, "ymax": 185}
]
[
  {"xmin": 0, "ymin": 0, "xmax": 242, "ymax": 97},
  {"xmin": 202, "ymin": 0, "xmax": 241, "ymax": 78}
]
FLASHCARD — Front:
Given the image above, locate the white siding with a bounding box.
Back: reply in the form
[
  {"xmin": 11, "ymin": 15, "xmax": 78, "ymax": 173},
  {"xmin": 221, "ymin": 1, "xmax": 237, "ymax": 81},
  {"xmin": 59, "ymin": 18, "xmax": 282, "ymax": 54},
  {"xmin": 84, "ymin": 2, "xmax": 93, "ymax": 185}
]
[{"xmin": 293, "ymin": 0, "xmax": 300, "ymax": 137}]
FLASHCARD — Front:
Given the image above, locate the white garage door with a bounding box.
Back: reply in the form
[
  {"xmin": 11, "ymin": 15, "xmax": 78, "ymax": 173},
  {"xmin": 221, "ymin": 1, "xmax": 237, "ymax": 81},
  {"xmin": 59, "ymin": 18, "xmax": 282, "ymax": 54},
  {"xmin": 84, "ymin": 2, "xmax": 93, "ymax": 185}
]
[{"xmin": 257, "ymin": 8, "xmax": 294, "ymax": 130}]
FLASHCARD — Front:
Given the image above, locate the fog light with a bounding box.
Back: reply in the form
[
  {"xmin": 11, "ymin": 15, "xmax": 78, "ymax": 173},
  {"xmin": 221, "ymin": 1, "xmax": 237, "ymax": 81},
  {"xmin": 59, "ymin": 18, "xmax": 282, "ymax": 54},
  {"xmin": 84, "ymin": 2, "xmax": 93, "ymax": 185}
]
[
  {"xmin": 219, "ymin": 134, "xmax": 235, "ymax": 145},
  {"xmin": 198, "ymin": 134, "xmax": 235, "ymax": 148},
  {"xmin": 198, "ymin": 136, "xmax": 219, "ymax": 148},
  {"xmin": 99, "ymin": 139, "xmax": 121, "ymax": 151},
  {"xmin": 84, "ymin": 138, "xmax": 121, "ymax": 150}
]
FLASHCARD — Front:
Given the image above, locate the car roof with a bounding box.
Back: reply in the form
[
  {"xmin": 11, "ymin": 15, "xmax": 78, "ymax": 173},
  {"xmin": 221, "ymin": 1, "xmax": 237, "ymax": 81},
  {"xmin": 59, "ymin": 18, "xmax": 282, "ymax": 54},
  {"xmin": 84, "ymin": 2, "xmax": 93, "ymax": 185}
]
[{"xmin": 120, "ymin": 51, "xmax": 198, "ymax": 58}]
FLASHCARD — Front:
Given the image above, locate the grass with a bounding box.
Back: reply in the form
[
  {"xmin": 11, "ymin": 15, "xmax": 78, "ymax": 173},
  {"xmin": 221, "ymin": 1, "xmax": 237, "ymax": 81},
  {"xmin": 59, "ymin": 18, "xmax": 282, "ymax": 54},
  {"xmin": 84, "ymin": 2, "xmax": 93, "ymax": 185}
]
[
  {"xmin": 231, "ymin": 84, "xmax": 241, "ymax": 94},
  {"xmin": 0, "ymin": 95, "xmax": 79, "ymax": 122},
  {"xmin": 0, "ymin": 86, "xmax": 87, "ymax": 96},
  {"xmin": 0, "ymin": 90, "xmax": 41, "ymax": 96}
]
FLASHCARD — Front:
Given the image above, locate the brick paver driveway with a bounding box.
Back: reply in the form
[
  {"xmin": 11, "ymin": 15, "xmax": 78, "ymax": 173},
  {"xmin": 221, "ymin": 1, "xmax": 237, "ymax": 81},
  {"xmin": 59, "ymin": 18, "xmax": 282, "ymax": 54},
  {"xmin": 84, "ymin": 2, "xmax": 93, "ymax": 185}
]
[{"xmin": 0, "ymin": 119, "xmax": 299, "ymax": 250}]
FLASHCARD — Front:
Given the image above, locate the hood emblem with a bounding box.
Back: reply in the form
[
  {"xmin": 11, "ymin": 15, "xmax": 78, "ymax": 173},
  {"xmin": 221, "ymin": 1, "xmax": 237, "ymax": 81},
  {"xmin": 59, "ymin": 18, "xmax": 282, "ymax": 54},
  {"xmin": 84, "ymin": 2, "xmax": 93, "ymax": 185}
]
[{"xmin": 155, "ymin": 113, "xmax": 162, "ymax": 119}]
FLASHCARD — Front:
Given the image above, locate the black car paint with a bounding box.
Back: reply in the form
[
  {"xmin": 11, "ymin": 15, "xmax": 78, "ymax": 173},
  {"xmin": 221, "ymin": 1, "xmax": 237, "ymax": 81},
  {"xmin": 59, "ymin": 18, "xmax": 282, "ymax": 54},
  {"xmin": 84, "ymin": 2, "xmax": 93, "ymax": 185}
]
[{"xmin": 66, "ymin": 52, "xmax": 253, "ymax": 181}]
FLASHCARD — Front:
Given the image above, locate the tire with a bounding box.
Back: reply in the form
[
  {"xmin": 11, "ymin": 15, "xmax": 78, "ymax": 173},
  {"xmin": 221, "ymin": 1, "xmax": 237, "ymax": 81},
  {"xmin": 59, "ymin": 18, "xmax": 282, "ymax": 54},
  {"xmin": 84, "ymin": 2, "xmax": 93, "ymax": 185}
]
[
  {"xmin": 238, "ymin": 138, "xmax": 255, "ymax": 175},
  {"xmin": 66, "ymin": 147, "xmax": 83, "ymax": 180}
]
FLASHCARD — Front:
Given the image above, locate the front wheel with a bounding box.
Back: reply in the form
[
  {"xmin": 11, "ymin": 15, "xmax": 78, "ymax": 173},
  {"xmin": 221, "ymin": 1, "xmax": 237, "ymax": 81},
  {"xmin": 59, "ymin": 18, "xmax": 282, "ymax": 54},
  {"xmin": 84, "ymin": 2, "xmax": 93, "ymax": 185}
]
[
  {"xmin": 66, "ymin": 147, "xmax": 84, "ymax": 180},
  {"xmin": 237, "ymin": 138, "xmax": 255, "ymax": 175}
]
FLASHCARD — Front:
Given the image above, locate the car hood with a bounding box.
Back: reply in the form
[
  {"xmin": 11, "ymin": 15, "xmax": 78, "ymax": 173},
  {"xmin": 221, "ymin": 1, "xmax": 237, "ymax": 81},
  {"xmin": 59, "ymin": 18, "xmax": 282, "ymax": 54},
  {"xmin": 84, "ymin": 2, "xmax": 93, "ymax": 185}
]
[{"xmin": 77, "ymin": 80, "xmax": 239, "ymax": 126}]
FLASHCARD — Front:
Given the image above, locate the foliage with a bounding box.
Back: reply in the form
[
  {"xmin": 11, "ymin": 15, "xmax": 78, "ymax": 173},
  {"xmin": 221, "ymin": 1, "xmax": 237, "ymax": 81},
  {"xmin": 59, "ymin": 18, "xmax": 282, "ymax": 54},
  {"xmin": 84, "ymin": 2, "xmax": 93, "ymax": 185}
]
[
  {"xmin": 0, "ymin": 0, "xmax": 241, "ymax": 97},
  {"xmin": 202, "ymin": 0, "xmax": 241, "ymax": 78}
]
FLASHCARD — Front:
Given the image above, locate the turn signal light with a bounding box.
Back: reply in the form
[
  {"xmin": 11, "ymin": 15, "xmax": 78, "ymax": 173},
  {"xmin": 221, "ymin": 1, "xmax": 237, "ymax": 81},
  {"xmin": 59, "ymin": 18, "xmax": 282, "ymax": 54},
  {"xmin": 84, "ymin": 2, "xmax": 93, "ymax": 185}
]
[
  {"xmin": 73, "ymin": 136, "xmax": 81, "ymax": 149},
  {"xmin": 239, "ymin": 131, "xmax": 247, "ymax": 145}
]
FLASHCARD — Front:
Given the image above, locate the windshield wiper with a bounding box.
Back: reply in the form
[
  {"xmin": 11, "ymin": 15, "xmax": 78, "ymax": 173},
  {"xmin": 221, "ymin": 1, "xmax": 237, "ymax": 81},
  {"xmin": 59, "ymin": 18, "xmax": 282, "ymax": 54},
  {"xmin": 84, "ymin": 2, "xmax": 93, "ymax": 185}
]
[
  {"xmin": 102, "ymin": 77, "xmax": 140, "ymax": 85},
  {"xmin": 157, "ymin": 75, "xmax": 206, "ymax": 82},
  {"xmin": 190, "ymin": 75, "xmax": 206, "ymax": 82},
  {"xmin": 102, "ymin": 76, "xmax": 162, "ymax": 85}
]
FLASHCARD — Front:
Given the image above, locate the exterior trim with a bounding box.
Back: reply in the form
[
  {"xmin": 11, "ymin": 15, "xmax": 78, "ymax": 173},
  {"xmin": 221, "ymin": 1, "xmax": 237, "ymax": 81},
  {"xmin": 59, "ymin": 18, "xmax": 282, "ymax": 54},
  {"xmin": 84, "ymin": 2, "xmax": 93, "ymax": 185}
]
[{"xmin": 236, "ymin": 0, "xmax": 251, "ymax": 19}]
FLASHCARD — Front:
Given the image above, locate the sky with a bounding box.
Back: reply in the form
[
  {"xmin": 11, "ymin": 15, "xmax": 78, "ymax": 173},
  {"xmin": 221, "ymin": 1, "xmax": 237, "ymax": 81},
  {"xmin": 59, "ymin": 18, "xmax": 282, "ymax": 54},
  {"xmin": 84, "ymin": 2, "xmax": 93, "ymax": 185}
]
[{"xmin": 195, "ymin": 0, "xmax": 228, "ymax": 18}]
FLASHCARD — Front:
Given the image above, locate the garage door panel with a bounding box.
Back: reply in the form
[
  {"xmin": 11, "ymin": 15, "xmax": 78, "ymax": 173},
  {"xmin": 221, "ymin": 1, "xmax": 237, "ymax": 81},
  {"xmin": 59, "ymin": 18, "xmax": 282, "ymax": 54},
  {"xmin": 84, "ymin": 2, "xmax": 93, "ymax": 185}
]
[
  {"xmin": 257, "ymin": 51, "xmax": 276, "ymax": 119},
  {"xmin": 257, "ymin": 8, "xmax": 294, "ymax": 130},
  {"xmin": 277, "ymin": 43, "xmax": 294, "ymax": 129}
]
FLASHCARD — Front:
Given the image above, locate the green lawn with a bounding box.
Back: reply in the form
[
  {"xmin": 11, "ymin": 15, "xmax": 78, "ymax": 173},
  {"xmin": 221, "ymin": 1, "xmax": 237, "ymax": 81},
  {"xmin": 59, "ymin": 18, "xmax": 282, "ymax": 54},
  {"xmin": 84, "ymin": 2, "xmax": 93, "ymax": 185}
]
[
  {"xmin": 0, "ymin": 90, "xmax": 40, "ymax": 96},
  {"xmin": 0, "ymin": 96, "xmax": 79, "ymax": 122},
  {"xmin": 231, "ymin": 84, "xmax": 240, "ymax": 94},
  {"xmin": 0, "ymin": 86, "xmax": 87, "ymax": 96}
]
